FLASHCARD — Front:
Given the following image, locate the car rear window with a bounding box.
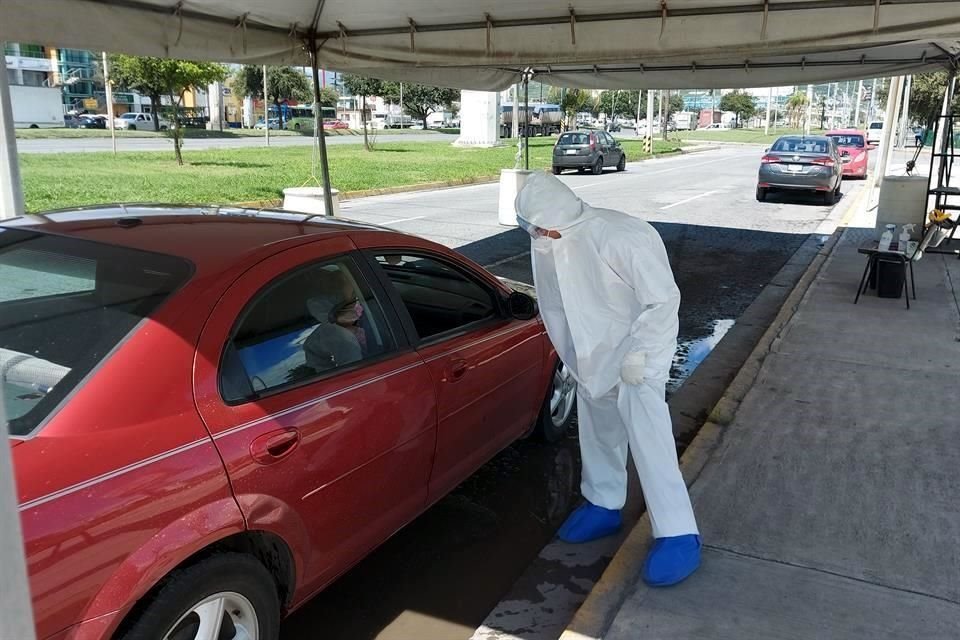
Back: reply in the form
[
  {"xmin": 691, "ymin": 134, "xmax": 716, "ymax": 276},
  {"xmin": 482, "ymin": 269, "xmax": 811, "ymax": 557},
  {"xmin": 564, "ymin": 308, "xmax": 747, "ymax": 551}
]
[
  {"xmin": 1, "ymin": 228, "xmax": 191, "ymax": 436},
  {"xmin": 828, "ymin": 134, "xmax": 865, "ymax": 147},
  {"xmin": 771, "ymin": 138, "xmax": 829, "ymax": 154},
  {"xmin": 558, "ymin": 132, "xmax": 590, "ymax": 145},
  {"xmin": 869, "ymin": 122, "xmax": 883, "ymax": 130}
]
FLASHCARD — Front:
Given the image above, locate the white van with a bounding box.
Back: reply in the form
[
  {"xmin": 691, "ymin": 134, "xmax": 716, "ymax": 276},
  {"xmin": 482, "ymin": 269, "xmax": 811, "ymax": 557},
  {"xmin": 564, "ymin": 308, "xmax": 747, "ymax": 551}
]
[{"xmin": 867, "ymin": 121, "xmax": 884, "ymax": 145}]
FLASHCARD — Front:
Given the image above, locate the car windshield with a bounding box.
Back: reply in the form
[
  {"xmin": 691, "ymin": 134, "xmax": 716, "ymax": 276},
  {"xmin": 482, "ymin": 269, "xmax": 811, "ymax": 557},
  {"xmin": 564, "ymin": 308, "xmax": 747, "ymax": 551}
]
[
  {"xmin": 120, "ymin": 113, "xmax": 137, "ymax": 119},
  {"xmin": 828, "ymin": 134, "xmax": 865, "ymax": 147},
  {"xmin": 869, "ymin": 122, "xmax": 883, "ymax": 130},
  {"xmin": 771, "ymin": 137, "xmax": 829, "ymax": 154},
  {"xmin": 0, "ymin": 228, "xmax": 191, "ymax": 436},
  {"xmin": 559, "ymin": 132, "xmax": 590, "ymax": 145}
]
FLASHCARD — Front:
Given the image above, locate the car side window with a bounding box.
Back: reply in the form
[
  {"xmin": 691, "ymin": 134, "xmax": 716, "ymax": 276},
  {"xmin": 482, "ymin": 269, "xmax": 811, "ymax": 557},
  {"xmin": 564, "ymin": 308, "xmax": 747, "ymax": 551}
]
[
  {"xmin": 373, "ymin": 253, "xmax": 498, "ymax": 342},
  {"xmin": 221, "ymin": 256, "xmax": 396, "ymax": 403}
]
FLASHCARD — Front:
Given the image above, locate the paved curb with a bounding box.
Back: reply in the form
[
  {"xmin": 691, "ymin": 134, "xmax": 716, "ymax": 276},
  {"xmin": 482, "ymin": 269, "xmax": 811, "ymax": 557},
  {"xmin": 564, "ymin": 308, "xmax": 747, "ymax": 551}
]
[
  {"xmin": 233, "ymin": 147, "xmax": 715, "ymax": 210},
  {"xmin": 557, "ymin": 186, "xmax": 867, "ymax": 640}
]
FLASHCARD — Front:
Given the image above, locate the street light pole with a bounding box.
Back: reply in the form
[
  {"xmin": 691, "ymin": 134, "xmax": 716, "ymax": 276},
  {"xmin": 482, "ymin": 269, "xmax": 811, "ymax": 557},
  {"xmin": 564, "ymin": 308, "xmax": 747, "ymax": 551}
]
[
  {"xmin": 853, "ymin": 79, "xmax": 863, "ymax": 127},
  {"xmin": 102, "ymin": 52, "xmax": 117, "ymax": 156},
  {"xmin": 262, "ymin": 65, "xmax": 270, "ymax": 147},
  {"xmin": 765, "ymin": 87, "xmax": 772, "ymax": 136}
]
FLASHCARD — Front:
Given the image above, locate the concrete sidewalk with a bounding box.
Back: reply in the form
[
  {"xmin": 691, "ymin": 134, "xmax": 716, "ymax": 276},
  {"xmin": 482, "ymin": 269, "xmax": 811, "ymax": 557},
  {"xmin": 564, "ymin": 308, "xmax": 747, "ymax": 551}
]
[{"xmin": 562, "ymin": 226, "xmax": 960, "ymax": 639}]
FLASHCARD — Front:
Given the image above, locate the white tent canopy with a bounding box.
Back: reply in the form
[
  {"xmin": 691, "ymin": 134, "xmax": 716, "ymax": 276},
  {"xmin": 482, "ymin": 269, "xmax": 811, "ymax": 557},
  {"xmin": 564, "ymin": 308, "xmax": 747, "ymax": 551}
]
[{"xmin": 3, "ymin": 0, "xmax": 960, "ymax": 90}]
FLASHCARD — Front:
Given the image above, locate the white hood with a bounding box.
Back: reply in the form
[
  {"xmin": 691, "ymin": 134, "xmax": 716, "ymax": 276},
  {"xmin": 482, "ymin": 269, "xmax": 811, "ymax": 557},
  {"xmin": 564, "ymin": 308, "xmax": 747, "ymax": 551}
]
[{"xmin": 515, "ymin": 173, "xmax": 586, "ymax": 232}]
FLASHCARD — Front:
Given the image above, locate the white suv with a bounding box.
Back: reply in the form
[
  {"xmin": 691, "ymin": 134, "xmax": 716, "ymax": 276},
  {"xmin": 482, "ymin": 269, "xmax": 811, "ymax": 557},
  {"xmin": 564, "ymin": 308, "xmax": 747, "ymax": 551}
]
[
  {"xmin": 114, "ymin": 112, "xmax": 169, "ymax": 131},
  {"xmin": 867, "ymin": 121, "xmax": 884, "ymax": 145}
]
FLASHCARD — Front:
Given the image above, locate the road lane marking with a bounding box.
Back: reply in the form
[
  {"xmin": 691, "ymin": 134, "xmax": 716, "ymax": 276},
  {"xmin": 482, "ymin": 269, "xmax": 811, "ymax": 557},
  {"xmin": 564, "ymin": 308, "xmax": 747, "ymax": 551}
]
[
  {"xmin": 381, "ymin": 215, "xmax": 427, "ymax": 225},
  {"xmin": 661, "ymin": 190, "xmax": 721, "ymax": 210}
]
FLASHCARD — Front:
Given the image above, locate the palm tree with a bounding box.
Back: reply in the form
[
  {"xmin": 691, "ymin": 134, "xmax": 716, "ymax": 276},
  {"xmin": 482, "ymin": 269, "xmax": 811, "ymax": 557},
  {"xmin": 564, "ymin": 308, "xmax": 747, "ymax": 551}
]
[{"xmin": 786, "ymin": 91, "xmax": 809, "ymax": 129}]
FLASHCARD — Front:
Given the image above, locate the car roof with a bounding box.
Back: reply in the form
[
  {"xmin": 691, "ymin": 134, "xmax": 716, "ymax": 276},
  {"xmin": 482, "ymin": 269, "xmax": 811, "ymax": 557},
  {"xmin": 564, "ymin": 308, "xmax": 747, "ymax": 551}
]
[{"xmin": 2, "ymin": 205, "xmax": 385, "ymax": 275}]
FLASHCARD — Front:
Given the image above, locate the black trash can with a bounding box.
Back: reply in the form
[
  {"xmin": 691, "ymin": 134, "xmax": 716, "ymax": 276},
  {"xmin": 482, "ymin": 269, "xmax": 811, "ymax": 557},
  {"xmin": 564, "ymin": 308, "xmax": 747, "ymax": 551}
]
[{"xmin": 876, "ymin": 257, "xmax": 906, "ymax": 298}]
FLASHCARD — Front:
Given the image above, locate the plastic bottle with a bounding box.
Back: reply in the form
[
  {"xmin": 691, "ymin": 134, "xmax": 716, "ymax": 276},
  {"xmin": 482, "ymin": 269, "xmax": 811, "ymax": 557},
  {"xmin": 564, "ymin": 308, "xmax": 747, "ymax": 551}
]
[
  {"xmin": 879, "ymin": 224, "xmax": 895, "ymax": 251},
  {"xmin": 899, "ymin": 224, "xmax": 915, "ymax": 254}
]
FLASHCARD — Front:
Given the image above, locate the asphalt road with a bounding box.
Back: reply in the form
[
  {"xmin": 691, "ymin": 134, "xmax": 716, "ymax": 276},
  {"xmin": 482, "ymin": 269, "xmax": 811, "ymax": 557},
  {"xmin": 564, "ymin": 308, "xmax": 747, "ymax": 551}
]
[
  {"xmin": 15, "ymin": 131, "xmax": 458, "ymax": 153},
  {"xmin": 280, "ymin": 147, "xmax": 867, "ymax": 640}
]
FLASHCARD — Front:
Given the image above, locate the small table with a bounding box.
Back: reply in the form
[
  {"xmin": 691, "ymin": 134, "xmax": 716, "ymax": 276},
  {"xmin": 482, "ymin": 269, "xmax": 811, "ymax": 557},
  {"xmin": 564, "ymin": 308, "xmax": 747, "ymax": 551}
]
[{"xmin": 855, "ymin": 241, "xmax": 916, "ymax": 309}]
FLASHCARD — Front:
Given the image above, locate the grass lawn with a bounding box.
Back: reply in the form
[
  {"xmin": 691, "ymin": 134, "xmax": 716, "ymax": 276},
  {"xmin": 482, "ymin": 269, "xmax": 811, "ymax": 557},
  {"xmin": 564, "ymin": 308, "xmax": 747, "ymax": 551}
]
[
  {"xmin": 676, "ymin": 128, "xmax": 828, "ymax": 145},
  {"xmin": 14, "ymin": 127, "xmax": 440, "ymax": 140},
  {"xmin": 21, "ymin": 138, "xmax": 682, "ymax": 212}
]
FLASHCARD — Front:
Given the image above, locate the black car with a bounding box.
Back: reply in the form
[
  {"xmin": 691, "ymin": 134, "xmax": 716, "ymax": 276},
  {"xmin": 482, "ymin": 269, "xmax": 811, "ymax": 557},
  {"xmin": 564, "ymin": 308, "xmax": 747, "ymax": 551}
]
[
  {"xmin": 77, "ymin": 115, "xmax": 107, "ymax": 129},
  {"xmin": 552, "ymin": 130, "xmax": 626, "ymax": 176}
]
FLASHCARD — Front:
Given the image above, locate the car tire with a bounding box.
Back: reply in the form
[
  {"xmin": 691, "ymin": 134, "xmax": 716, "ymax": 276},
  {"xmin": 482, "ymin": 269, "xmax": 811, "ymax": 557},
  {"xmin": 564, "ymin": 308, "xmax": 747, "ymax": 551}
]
[
  {"xmin": 552, "ymin": 166, "xmax": 562, "ymax": 175},
  {"xmin": 116, "ymin": 553, "xmax": 280, "ymax": 640},
  {"xmin": 756, "ymin": 186, "xmax": 767, "ymax": 202},
  {"xmin": 535, "ymin": 360, "xmax": 577, "ymax": 443},
  {"xmin": 128, "ymin": 124, "xmax": 137, "ymax": 131},
  {"xmin": 822, "ymin": 188, "xmax": 837, "ymax": 206},
  {"xmin": 591, "ymin": 157, "xmax": 603, "ymax": 176},
  {"xmin": 294, "ymin": 123, "xmax": 301, "ymax": 131},
  {"xmin": 616, "ymin": 154, "xmax": 626, "ymax": 172}
]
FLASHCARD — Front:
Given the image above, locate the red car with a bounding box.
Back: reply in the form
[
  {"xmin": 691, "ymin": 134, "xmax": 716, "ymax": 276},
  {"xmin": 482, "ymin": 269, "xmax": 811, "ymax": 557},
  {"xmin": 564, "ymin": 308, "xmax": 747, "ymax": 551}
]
[
  {"xmin": 826, "ymin": 129, "xmax": 870, "ymax": 178},
  {"xmin": 322, "ymin": 119, "xmax": 349, "ymax": 130},
  {"xmin": 3, "ymin": 207, "xmax": 575, "ymax": 640}
]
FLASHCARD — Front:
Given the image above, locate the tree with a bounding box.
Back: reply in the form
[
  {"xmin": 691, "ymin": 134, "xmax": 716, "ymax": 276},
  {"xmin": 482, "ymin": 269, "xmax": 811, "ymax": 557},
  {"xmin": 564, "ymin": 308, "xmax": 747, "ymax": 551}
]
[
  {"xmin": 719, "ymin": 90, "xmax": 757, "ymax": 128},
  {"xmin": 908, "ymin": 72, "xmax": 960, "ymax": 127},
  {"xmin": 382, "ymin": 82, "xmax": 459, "ymax": 124},
  {"xmin": 110, "ymin": 55, "xmax": 226, "ymax": 165},
  {"xmin": 786, "ymin": 91, "xmax": 809, "ymax": 128},
  {"xmin": 316, "ymin": 86, "xmax": 340, "ymax": 109},
  {"xmin": 231, "ymin": 65, "xmax": 311, "ymax": 128},
  {"xmin": 597, "ymin": 90, "xmax": 640, "ymax": 120},
  {"xmin": 548, "ymin": 87, "xmax": 595, "ymax": 130},
  {"xmin": 341, "ymin": 74, "xmax": 384, "ymax": 151}
]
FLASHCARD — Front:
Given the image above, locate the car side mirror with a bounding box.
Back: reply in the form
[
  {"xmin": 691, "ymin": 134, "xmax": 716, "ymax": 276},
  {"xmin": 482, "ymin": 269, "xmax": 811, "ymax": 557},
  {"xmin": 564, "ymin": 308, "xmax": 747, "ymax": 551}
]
[
  {"xmin": 764, "ymin": 148, "xmax": 770, "ymax": 153},
  {"xmin": 507, "ymin": 291, "xmax": 538, "ymax": 321}
]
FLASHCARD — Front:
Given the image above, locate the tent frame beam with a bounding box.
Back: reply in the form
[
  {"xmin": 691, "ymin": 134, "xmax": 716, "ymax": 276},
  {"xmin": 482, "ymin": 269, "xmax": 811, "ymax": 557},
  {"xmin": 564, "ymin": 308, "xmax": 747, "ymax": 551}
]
[{"xmin": 315, "ymin": 0, "xmax": 958, "ymax": 39}]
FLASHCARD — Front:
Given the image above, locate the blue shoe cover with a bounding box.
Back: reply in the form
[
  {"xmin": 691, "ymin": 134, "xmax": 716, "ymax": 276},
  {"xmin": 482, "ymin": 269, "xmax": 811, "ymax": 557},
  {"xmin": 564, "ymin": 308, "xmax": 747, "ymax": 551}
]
[
  {"xmin": 642, "ymin": 534, "xmax": 702, "ymax": 587},
  {"xmin": 557, "ymin": 503, "xmax": 622, "ymax": 543}
]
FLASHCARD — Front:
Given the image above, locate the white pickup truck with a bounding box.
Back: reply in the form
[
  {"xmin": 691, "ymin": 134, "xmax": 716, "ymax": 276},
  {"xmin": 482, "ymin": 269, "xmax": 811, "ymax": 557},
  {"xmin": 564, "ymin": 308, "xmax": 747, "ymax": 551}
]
[{"xmin": 114, "ymin": 112, "xmax": 170, "ymax": 131}]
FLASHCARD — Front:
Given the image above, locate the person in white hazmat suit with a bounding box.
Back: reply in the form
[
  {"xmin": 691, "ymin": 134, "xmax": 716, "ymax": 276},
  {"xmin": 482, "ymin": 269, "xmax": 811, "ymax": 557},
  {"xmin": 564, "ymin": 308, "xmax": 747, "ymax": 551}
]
[{"xmin": 515, "ymin": 172, "xmax": 701, "ymax": 587}]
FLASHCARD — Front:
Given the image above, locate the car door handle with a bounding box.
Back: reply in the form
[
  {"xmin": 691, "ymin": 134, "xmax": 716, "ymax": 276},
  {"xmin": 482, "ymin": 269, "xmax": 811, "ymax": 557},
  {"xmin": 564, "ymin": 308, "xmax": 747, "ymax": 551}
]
[
  {"xmin": 447, "ymin": 358, "xmax": 468, "ymax": 381},
  {"xmin": 250, "ymin": 428, "xmax": 301, "ymax": 465}
]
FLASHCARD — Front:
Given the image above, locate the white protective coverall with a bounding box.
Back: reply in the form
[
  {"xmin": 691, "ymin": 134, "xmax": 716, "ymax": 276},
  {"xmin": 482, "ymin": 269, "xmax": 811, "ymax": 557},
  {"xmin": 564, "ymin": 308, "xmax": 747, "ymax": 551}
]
[{"xmin": 516, "ymin": 172, "xmax": 698, "ymax": 539}]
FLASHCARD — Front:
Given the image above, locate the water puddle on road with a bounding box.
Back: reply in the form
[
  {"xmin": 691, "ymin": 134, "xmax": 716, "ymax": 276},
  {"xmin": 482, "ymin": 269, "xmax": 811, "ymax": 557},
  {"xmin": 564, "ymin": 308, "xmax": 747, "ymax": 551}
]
[{"xmin": 669, "ymin": 318, "xmax": 736, "ymax": 393}]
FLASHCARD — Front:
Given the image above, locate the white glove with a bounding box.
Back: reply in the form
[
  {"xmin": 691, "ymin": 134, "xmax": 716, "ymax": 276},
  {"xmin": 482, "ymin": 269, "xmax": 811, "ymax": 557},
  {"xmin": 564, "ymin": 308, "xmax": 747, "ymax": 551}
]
[{"xmin": 621, "ymin": 351, "xmax": 647, "ymax": 386}]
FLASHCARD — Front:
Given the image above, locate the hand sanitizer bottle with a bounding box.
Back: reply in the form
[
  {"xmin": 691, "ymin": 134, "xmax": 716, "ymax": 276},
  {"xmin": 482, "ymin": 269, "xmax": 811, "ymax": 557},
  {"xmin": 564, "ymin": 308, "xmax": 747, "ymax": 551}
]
[{"xmin": 879, "ymin": 224, "xmax": 895, "ymax": 251}]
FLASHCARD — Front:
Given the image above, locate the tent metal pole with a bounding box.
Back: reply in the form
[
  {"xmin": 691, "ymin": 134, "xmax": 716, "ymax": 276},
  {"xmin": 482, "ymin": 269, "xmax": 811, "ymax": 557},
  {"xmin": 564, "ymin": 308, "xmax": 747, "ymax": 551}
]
[
  {"xmin": 0, "ymin": 398, "xmax": 36, "ymax": 640},
  {"xmin": 310, "ymin": 37, "xmax": 336, "ymax": 217},
  {"xmin": 102, "ymin": 52, "xmax": 117, "ymax": 156},
  {"xmin": 853, "ymin": 79, "xmax": 863, "ymax": 127},
  {"xmin": 523, "ymin": 74, "xmax": 529, "ymax": 170},
  {"xmin": 0, "ymin": 47, "xmax": 24, "ymax": 220}
]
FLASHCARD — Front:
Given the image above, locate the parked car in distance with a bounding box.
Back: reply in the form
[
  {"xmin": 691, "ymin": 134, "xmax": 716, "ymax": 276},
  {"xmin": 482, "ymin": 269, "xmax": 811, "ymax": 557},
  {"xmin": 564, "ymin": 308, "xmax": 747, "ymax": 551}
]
[
  {"xmin": 702, "ymin": 122, "xmax": 728, "ymax": 130},
  {"xmin": 255, "ymin": 117, "xmax": 281, "ymax": 130},
  {"xmin": 4, "ymin": 206, "xmax": 575, "ymax": 640},
  {"xmin": 322, "ymin": 118, "xmax": 350, "ymax": 130},
  {"xmin": 553, "ymin": 130, "xmax": 626, "ymax": 175},
  {"xmin": 114, "ymin": 111, "xmax": 169, "ymax": 131},
  {"xmin": 826, "ymin": 129, "xmax": 870, "ymax": 179},
  {"xmin": 866, "ymin": 120, "xmax": 884, "ymax": 145},
  {"xmin": 77, "ymin": 114, "xmax": 107, "ymax": 129},
  {"xmin": 757, "ymin": 135, "xmax": 844, "ymax": 204},
  {"xmin": 62, "ymin": 114, "xmax": 81, "ymax": 128}
]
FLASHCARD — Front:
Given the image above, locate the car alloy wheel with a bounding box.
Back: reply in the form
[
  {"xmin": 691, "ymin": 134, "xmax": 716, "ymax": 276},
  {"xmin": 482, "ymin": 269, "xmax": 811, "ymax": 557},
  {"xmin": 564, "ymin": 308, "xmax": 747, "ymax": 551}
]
[
  {"xmin": 592, "ymin": 157, "xmax": 603, "ymax": 175},
  {"xmin": 163, "ymin": 592, "xmax": 259, "ymax": 640},
  {"xmin": 550, "ymin": 362, "xmax": 577, "ymax": 429}
]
